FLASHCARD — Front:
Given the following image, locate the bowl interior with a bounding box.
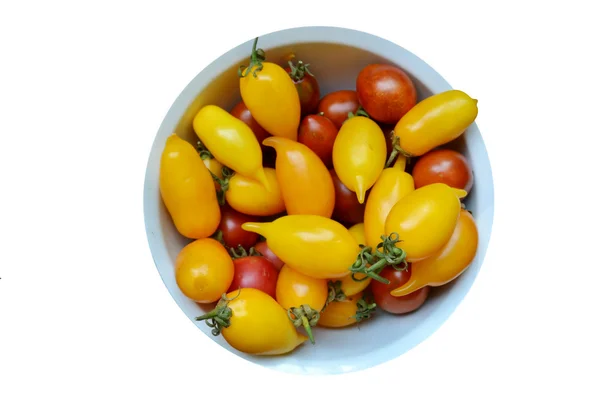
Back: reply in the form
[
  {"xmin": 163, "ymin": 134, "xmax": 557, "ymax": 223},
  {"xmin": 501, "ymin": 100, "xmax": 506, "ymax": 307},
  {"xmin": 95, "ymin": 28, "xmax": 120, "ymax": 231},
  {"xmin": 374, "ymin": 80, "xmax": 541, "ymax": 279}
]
[{"xmin": 143, "ymin": 27, "xmax": 494, "ymax": 375}]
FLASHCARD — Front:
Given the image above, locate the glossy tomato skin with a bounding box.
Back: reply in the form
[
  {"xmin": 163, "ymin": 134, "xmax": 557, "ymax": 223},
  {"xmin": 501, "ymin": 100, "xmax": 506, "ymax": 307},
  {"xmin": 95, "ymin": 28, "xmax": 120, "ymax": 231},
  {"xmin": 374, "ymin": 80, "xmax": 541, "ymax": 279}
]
[
  {"xmin": 317, "ymin": 90, "xmax": 360, "ymax": 129},
  {"xmin": 254, "ymin": 241, "xmax": 284, "ymax": 271},
  {"xmin": 228, "ymin": 256, "xmax": 279, "ymax": 299},
  {"xmin": 330, "ymin": 169, "xmax": 366, "ymax": 226},
  {"xmin": 412, "ymin": 149, "xmax": 474, "ymax": 194},
  {"xmin": 218, "ymin": 206, "xmax": 259, "ymax": 250},
  {"xmin": 230, "ymin": 101, "xmax": 275, "ymax": 166},
  {"xmin": 371, "ymin": 266, "xmax": 430, "ymax": 314},
  {"xmin": 225, "ymin": 167, "xmax": 285, "ymax": 217},
  {"xmin": 298, "ymin": 114, "xmax": 338, "ymax": 168},
  {"xmin": 356, "ymin": 64, "xmax": 417, "ymax": 124},
  {"xmin": 285, "ymin": 66, "xmax": 321, "ymax": 115}
]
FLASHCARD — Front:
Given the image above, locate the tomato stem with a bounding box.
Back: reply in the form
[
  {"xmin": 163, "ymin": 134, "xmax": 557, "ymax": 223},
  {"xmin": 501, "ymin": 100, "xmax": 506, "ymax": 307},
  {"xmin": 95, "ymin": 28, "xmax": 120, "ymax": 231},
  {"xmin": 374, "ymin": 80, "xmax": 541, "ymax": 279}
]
[
  {"xmin": 386, "ymin": 132, "xmax": 414, "ymax": 168},
  {"xmin": 208, "ymin": 166, "xmax": 234, "ymax": 206},
  {"xmin": 348, "ymin": 233, "xmax": 408, "ymax": 284},
  {"xmin": 287, "ymin": 59, "xmax": 314, "ymax": 82},
  {"xmin": 238, "ymin": 37, "xmax": 266, "ymax": 78},
  {"xmin": 196, "ymin": 140, "xmax": 213, "ymax": 160},
  {"xmin": 347, "ymin": 106, "xmax": 370, "ymax": 120},
  {"xmin": 229, "ymin": 244, "xmax": 261, "ymax": 259},
  {"xmin": 287, "ymin": 305, "xmax": 319, "ymax": 344},
  {"xmin": 352, "ymin": 294, "xmax": 377, "ymax": 325},
  {"xmin": 195, "ymin": 289, "xmax": 242, "ymax": 336},
  {"xmin": 324, "ymin": 280, "xmax": 347, "ymax": 309}
]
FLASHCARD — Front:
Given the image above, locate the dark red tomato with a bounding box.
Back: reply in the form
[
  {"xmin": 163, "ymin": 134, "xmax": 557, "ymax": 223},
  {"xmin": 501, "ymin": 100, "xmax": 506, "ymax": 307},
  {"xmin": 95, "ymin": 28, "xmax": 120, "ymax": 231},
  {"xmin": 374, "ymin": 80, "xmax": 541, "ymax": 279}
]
[
  {"xmin": 285, "ymin": 60, "xmax": 320, "ymax": 116},
  {"xmin": 317, "ymin": 90, "xmax": 360, "ymax": 129},
  {"xmin": 228, "ymin": 256, "xmax": 279, "ymax": 298},
  {"xmin": 218, "ymin": 205, "xmax": 259, "ymax": 250},
  {"xmin": 330, "ymin": 169, "xmax": 366, "ymax": 226},
  {"xmin": 371, "ymin": 265, "xmax": 430, "ymax": 314},
  {"xmin": 254, "ymin": 241, "xmax": 284, "ymax": 271},
  {"xmin": 412, "ymin": 149, "xmax": 474, "ymax": 194},
  {"xmin": 356, "ymin": 64, "xmax": 417, "ymax": 124},
  {"xmin": 298, "ymin": 114, "xmax": 339, "ymax": 168},
  {"xmin": 230, "ymin": 101, "xmax": 275, "ymax": 166}
]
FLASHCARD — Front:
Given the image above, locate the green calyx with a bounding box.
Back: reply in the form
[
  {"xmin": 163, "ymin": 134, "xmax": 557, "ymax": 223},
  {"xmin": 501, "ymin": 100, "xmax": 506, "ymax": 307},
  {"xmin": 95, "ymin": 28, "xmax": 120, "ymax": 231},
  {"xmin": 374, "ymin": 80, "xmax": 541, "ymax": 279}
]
[
  {"xmin": 229, "ymin": 244, "xmax": 261, "ymax": 259},
  {"xmin": 347, "ymin": 106, "xmax": 370, "ymax": 120},
  {"xmin": 348, "ymin": 232, "xmax": 408, "ymax": 284},
  {"xmin": 287, "ymin": 59, "xmax": 314, "ymax": 82},
  {"xmin": 238, "ymin": 37, "xmax": 266, "ymax": 78},
  {"xmin": 324, "ymin": 280, "xmax": 347, "ymax": 310},
  {"xmin": 287, "ymin": 305, "xmax": 320, "ymax": 345},
  {"xmin": 195, "ymin": 289, "xmax": 242, "ymax": 336},
  {"xmin": 385, "ymin": 132, "xmax": 414, "ymax": 167}
]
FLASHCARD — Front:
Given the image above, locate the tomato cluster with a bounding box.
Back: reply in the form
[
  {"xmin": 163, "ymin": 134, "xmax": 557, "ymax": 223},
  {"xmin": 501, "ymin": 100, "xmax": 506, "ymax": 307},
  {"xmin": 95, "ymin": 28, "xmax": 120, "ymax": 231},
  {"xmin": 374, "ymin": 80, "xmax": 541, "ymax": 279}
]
[{"xmin": 158, "ymin": 37, "xmax": 480, "ymax": 356}]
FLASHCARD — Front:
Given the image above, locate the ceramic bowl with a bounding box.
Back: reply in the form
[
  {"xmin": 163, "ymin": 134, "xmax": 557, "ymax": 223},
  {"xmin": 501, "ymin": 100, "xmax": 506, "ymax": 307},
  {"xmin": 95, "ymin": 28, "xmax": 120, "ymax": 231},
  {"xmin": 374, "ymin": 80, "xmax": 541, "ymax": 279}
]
[{"xmin": 143, "ymin": 26, "xmax": 494, "ymax": 375}]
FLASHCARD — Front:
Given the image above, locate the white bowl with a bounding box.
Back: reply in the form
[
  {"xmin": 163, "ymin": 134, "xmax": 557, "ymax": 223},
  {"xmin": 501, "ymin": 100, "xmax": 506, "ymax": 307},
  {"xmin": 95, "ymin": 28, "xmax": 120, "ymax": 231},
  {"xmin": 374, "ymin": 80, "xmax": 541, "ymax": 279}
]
[{"xmin": 143, "ymin": 26, "xmax": 494, "ymax": 375}]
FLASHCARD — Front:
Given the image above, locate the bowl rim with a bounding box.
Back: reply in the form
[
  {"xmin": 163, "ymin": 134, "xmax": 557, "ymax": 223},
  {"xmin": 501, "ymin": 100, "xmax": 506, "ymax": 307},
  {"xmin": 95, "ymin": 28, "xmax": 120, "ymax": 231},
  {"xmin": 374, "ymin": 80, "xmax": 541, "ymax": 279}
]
[{"xmin": 143, "ymin": 25, "xmax": 495, "ymax": 375}]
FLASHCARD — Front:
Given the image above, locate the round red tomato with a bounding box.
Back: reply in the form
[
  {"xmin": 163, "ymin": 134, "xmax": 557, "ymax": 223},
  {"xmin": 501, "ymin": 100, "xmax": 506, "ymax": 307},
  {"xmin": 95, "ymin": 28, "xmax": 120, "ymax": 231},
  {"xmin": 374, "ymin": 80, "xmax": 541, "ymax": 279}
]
[
  {"xmin": 253, "ymin": 241, "xmax": 284, "ymax": 271},
  {"xmin": 356, "ymin": 64, "xmax": 417, "ymax": 124},
  {"xmin": 317, "ymin": 90, "xmax": 360, "ymax": 129},
  {"xmin": 371, "ymin": 265, "xmax": 430, "ymax": 314},
  {"xmin": 298, "ymin": 114, "xmax": 338, "ymax": 168},
  {"xmin": 330, "ymin": 169, "xmax": 366, "ymax": 226},
  {"xmin": 412, "ymin": 149, "xmax": 474, "ymax": 193},
  {"xmin": 218, "ymin": 205, "xmax": 259, "ymax": 250},
  {"xmin": 285, "ymin": 60, "xmax": 320, "ymax": 115},
  {"xmin": 227, "ymin": 256, "xmax": 279, "ymax": 298}
]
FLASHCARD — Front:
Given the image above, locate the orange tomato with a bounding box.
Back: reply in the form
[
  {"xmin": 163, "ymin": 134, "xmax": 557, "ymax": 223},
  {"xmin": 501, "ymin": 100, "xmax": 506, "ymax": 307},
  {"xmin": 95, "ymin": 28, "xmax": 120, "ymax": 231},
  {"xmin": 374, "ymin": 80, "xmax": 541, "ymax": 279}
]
[{"xmin": 225, "ymin": 167, "xmax": 285, "ymax": 216}]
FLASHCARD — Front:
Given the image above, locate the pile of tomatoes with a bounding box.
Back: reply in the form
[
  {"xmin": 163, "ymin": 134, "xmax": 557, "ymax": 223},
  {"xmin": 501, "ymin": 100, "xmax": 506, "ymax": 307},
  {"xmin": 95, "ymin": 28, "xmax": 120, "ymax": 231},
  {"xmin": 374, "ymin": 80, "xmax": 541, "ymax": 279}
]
[{"xmin": 159, "ymin": 37, "xmax": 480, "ymax": 356}]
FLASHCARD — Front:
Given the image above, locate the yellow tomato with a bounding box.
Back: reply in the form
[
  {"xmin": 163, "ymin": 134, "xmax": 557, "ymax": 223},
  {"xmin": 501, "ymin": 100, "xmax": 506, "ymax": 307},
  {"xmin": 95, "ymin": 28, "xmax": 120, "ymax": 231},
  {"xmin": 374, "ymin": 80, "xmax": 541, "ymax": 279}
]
[
  {"xmin": 385, "ymin": 183, "xmax": 467, "ymax": 262},
  {"xmin": 239, "ymin": 38, "xmax": 300, "ymax": 141},
  {"xmin": 364, "ymin": 167, "xmax": 415, "ymax": 250},
  {"xmin": 391, "ymin": 209, "xmax": 479, "ymax": 296},
  {"xmin": 175, "ymin": 238, "xmax": 234, "ymax": 303},
  {"xmin": 263, "ymin": 136, "xmax": 335, "ymax": 217},
  {"xmin": 338, "ymin": 223, "xmax": 371, "ymax": 296},
  {"xmin": 318, "ymin": 292, "xmax": 374, "ymax": 328},
  {"xmin": 242, "ymin": 215, "xmax": 359, "ymax": 279},
  {"xmin": 196, "ymin": 288, "xmax": 307, "ymax": 355},
  {"xmin": 332, "ymin": 116, "xmax": 387, "ymax": 204},
  {"xmin": 192, "ymin": 104, "xmax": 269, "ymax": 190},
  {"xmin": 392, "ymin": 90, "xmax": 478, "ymax": 157},
  {"xmin": 159, "ymin": 134, "xmax": 221, "ymax": 239},
  {"xmin": 225, "ymin": 167, "xmax": 285, "ymax": 216}
]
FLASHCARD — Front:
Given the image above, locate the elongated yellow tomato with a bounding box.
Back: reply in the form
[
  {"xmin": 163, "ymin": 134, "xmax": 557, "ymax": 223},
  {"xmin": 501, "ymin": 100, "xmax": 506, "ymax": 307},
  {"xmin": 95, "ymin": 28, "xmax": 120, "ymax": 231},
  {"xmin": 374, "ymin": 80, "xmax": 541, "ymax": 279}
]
[
  {"xmin": 392, "ymin": 90, "xmax": 478, "ymax": 157},
  {"xmin": 196, "ymin": 288, "xmax": 307, "ymax": 355},
  {"xmin": 192, "ymin": 104, "xmax": 269, "ymax": 190},
  {"xmin": 159, "ymin": 134, "xmax": 221, "ymax": 239},
  {"xmin": 337, "ymin": 223, "xmax": 371, "ymax": 297},
  {"xmin": 175, "ymin": 238, "xmax": 234, "ymax": 303},
  {"xmin": 391, "ymin": 210, "xmax": 479, "ymax": 297},
  {"xmin": 263, "ymin": 136, "xmax": 335, "ymax": 217},
  {"xmin": 385, "ymin": 183, "xmax": 467, "ymax": 262},
  {"xmin": 332, "ymin": 116, "xmax": 386, "ymax": 203},
  {"xmin": 242, "ymin": 215, "xmax": 359, "ymax": 279},
  {"xmin": 276, "ymin": 265, "xmax": 328, "ymax": 343},
  {"xmin": 225, "ymin": 167, "xmax": 285, "ymax": 216},
  {"xmin": 318, "ymin": 292, "xmax": 374, "ymax": 328},
  {"xmin": 239, "ymin": 38, "xmax": 300, "ymax": 141},
  {"xmin": 364, "ymin": 167, "xmax": 415, "ymax": 250}
]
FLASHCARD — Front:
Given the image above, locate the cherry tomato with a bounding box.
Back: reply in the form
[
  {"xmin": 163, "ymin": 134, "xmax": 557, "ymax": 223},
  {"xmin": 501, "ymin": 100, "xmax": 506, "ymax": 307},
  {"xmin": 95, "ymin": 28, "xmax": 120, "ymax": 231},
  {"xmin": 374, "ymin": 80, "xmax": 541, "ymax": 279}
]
[
  {"xmin": 263, "ymin": 136, "xmax": 335, "ymax": 218},
  {"xmin": 318, "ymin": 292, "xmax": 375, "ymax": 328},
  {"xmin": 285, "ymin": 59, "xmax": 321, "ymax": 116},
  {"xmin": 225, "ymin": 167, "xmax": 285, "ymax": 217},
  {"xmin": 330, "ymin": 169, "xmax": 366, "ymax": 226},
  {"xmin": 175, "ymin": 238, "xmax": 234, "ymax": 303},
  {"xmin": 371, "ymin": 266, "xmax": 430, "ymax": 314},
  {"xmin": 228, "ymin": 255, "xmax": 279, "ymax": 299},
  {"xmin": 254, "ymin": 241, "xmax": 284, "ymax": 271},
  {"xmin": 356, "ymin": 64, "xmax": 417, "ymax": 124},
  {"xmin": 298, "ymin": 114, "xmax": 338, "ymax": 168},
  {"xmin": 159, "ymin": 134, "xmax": 221, "ymax": 239},
  {"xmin": 317, "ymin": 90, "xmax": 360, "ymax": 129},
  {"xmin": 412, "ymin": 149, "xmax": 474, "ymax": 194},
  {"xmin": 196, "ymin": 288, "xmax": 307, "ymax": 355},
  {"xmin": 217, "ymin": 205, "xmax": 259, "ymax": 250}
]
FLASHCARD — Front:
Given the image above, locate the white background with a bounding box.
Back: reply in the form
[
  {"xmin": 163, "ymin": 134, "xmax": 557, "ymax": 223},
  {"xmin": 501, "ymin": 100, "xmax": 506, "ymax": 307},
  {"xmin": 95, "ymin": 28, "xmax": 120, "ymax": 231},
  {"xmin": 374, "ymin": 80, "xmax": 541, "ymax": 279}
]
[{"xmin": 1, "ymin": 0, "xmax": 599, "ymax": 398}]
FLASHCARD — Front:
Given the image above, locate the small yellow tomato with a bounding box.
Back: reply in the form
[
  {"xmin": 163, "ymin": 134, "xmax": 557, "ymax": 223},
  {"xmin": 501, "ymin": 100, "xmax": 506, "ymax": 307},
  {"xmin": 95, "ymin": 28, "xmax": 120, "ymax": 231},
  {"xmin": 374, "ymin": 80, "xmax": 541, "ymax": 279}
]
[
  {"xmin": 385, "ymin": 183, "xmax": 467, "ymax": 262},
  {"xmin": 391, "ymin": 209, "xmax": 479, "ymax": 297},
  {"xmin": 225, "ymin": 167, "xmax": 285, "ymax": 217},
  {"xmin": 364, "ymin": 167, "xmax": 415, "ymax": 250},
  {"xmin": 159, "ymin": 134, "xmax": 221, "ymax": 239},
  {"xmin": 242, "ymin": 215, "xmax": 359, "ymax": 279},
  {"xmin": 239, "ymin": 38, "xmax": 301, "ymax": 141},
  {"xmin": 392, "ymin": 90, "xmax": 478, "ymax": 157},
  {"xmin": 196, "ymin": 288, "xmax": 308, "ymax": 355},
  {"xmin": 318, "ymin": 292, "xmax": 374, "ymax": 328},
  {"xmin": 175, "ymin": 238, "xmax": 234, "ymax": 303},
  {"xmin": 332, "ymin": 116, "xmax": 387, "ymax": 204},
  {"xmin": 337, "ymin": 223, "xmax": 371, "ymax": 297}
]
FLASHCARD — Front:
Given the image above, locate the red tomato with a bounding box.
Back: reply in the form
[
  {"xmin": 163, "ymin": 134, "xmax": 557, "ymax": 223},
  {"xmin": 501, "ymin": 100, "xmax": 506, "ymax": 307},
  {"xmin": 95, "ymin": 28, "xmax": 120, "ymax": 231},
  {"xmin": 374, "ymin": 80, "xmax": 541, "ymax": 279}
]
[
  {"xmin": 298, "ymin": 114, "xmax": 339, "ymax": 168},
  {"xmin": 356, "ymin": 64, "xmax": 417, "ymax": 124},
  {"xmin": 285, "ymin": 60, "xmax": 321, "ymax": 116},
  {"xmin": 228, "ymin": 256, "xmax": 279, "ymax": 299},
  {"xmin": 412, "ymin": 149, "xmax": 474, "ymax": 193},
  {"xmin": 317, "ymin": 90, "xmax": 360, "ymax": 129},
  {"xmin": 230, "ymin": 101, "xmax": 275, "ymax": 166},
  {"xmin": 217, "ymin": 205, "xmax": 259, "ymax": 250},
  {"xmin": 330, "ymin": 169, "xmax": 366, "ymax": 226},
  {"xmin": 371, "ymin": 265, "xmax": 430, "ymax": 314},
  {"xmin": 254, "ymin": 241, "xmax": 285, "ymax": 271}
]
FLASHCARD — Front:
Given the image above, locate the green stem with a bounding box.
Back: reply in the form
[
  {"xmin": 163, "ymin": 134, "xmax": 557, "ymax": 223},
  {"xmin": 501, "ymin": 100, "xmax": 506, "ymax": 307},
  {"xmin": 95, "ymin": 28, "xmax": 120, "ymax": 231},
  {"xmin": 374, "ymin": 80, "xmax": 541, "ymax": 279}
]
[
  {"xmin": 195, "ymin": 290, "xmax": 242, "ymax": 336},
  {"xmin": 352, "ymin": 295, "xmax": 377, "ymax": 326},
  {"xmin": 287, "ymin": 59, "xmax": 314, "ymax": 81},
  {"xmin": 324, "ymin": 280, "xmax": 347, "ymax": 309},
  {"xmin": 229, "ymin": 244, "xmax": 261, "ymax": 259},
  {"xmin": 385, "ymin": 132, "xmax": 414, "ymax": 167},
  {"xmin": 238, "ymin": 37, "xmax": 266, "ymax": 78},
  {"xmin": 196, "ymin": 140, "xmax": 213, "ymax": 160},
  {"xmin": 348, "ymin": 233, "xmax": 408, "ymax": 283},
  {"xmin": 209, "ymin": 166, "xmax": 234, "ymax": 206},
  {"xmin": 347, "ymin": 106, "xmax": 370, "ymax": 120},
  {"xmin": 287, "ymin": 305, "xmax": 319, "ymax": 344}
]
